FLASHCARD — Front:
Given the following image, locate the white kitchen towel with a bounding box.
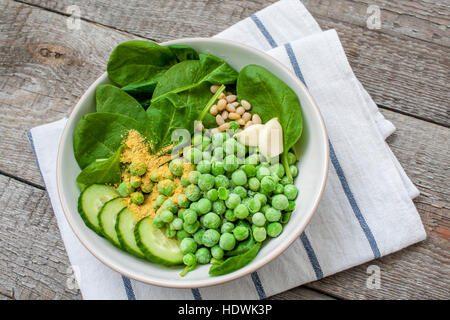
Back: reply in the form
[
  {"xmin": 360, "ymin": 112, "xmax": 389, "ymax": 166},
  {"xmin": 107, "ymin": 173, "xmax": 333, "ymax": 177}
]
[{"xmin": 27, "ymin": 0, "xmax": 426, "ymax": 299}]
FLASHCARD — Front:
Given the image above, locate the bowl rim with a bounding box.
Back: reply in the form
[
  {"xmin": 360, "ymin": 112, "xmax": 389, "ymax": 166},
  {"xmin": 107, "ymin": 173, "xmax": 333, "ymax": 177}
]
[{"xmin": 56, "ymin": 37, "xmax": 329, "ymax": 289}]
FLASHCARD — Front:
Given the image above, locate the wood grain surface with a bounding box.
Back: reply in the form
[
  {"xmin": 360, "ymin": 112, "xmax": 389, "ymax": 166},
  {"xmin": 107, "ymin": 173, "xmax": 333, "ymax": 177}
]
[{"xmin": 0, "ymin": 0, "xmax": 448, "ymax": 300}]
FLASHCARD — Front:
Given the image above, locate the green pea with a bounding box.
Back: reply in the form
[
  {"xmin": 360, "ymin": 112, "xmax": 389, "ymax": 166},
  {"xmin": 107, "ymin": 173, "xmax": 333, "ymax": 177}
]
[
  {"xmin": 233, "ymin": 225, "xmax": 249, "ymax": 241},
  {"xmin": 197, "ymin": 160, "xmax": 211, "ymax": 174},
  {"xmin": 225, "ymin": 193, "xmax": 241, "ymax": 209},
  {"xmin": 129, "ymin": 191, "xmax": 144, "ymax": 205},
  {"xmin": 183, "ymin": 209, "xmax": 198, "ymax": 225},
  {"xmin": 224, "ymin": 139, "xmax": 237, "ymax": 155},
  {"xmin": 242, "ymin": 164, "xmax": 257, "ymax": 177},
  {"xmin": 180, "ymin": 237, "xmax": 197, "ymax": 254},
  {"xmin": 231, "ymin": 169, "xmax": 247, "ymax": 186},
  {"xmin": 289, "ymin": 165, "xmax": 298, "ymax": 178},
  {"xmin": 166, "ymin": 227, "xmax": 176, "ymax": 238},
  {"xmin": 233, "ymin": 186, "xmax": 247, "ymax": 199},
  {"xmin": 254, "ymin": 193, "xmax": 267, "ymax": 206},
  {"xmin": 177, "ymin": 230, "xmax": 190, "ymax": 241},
  {"xmin": 184, "ymin": 147, "xmax": 203, "ymax": 164},
  {"xmin": 160, "ymin": 210, "xmax": 174, "ymax": 223},
  {"xmin": 214, "ymin": 175, "xmax": 229, "ymax": 188},
  {"xmin": 213, "ymin": 147, "xmax": 225, "ymax": 161},
  {"xmin": 150, "ymin": 172, "xmax": 160, "ymax": 183},
  {"xmin": 245, "ymin": 154, "xmax": 259, "ymax": 165},
  {"xmin": 256, "ymin": 166, "xmax": 271, "ymax": 180},
  {"xmin": 211, "ymin": 245, "xmax": 224, "ymax": 260},
  {"xmin": 169, "ymin": 158, "xmax": 184, "ymax": 176},
  {"xmin": 260, "ymin": 175, "xmax": 276, "ymax": 193},
  {"xmin": 280, "ymin": 176, "xmax": 293, "ymax": 185},
  {"xmin": 195, "ymin": 247, "xmax": 211, "ymax": 264},
  {"xmin": 206, "ymin": 189, "xmax": 218, "ymax": 201},
  {"xmin": 202, "ymin": 212, "xmax": 221, "ymax": 229},
  {"xmin": 267, "ymin": 222, "xmax": 283, "ymax": 237},
  {"xmin": 193, "ymin": 229, "xmax": 205, "ymax": 245},
  {"xmin": 152, "ymin": 215, "xmax": 164, "ymax": 228},
  {"xmin": 248, "ymin": 177, "xmax": 260, "ymax": 191},
  {"xmin": 162, "ymin": 198, "xmax": 178, "ymax": 213},
  {"xmin": 218, "ymin": 187, "xmax": 229, "ymax": 200},
  {"xmin": 219, "ymin": 232, "xmax": 236, "ymax": 251},
  {"xmin": 274, "ymin": 183, "xmax": 284, "ymax": 194},
  {"xmin": 225, "ymin": 209, "xmax": 237, "ymax": 222},
  {"xmin": 157, "ymin": 179, "xmax": 176, "ymax": 196},
  {"xmin": 221, "ymin": 222, "xmax": 235, "ymax": 233},
  {"xmin": 197, "ymin": 198, "xmax": 212, "ymax": 214},
  {"xmin": 211, "ymin": 161, "xmax": 225, "ymax": 176},
  {"xmin": 261, "ymin": 204, "xmax": 270, "ymax": 214},
  {"xmin": 117, "ymin": 181, "xmax": 134, "ymax": 197},
  {"xmin": 177, "ymin": 194, "xmax": 190, "ymax": 208},
  {"xmin": 185, "ymin": 184, "xmax": 201, "ymax": 201},
  {"xmin": 130, "ymin": 163, "xmax": 147, "ymax": 176},
  {"xmin": 235, "ymin": 142, "xmax": 246, "ymax": 159},
  {"xmin": 234, "ymin": 203, "xmax": 249, "ymax": 219},
  {"xmin": 251, "ymin": 212, "xmax": 266, "ymax": 227},
  {"xmin": 154, "ymin": 195, "xmax": 167, "ymax": 209},
  {"xmin": 265, "ymin": 207, "xmax": 282, "ymax": 222},
  {"xmin": 287, "ymin": 152, "xmax": 297, "ymax": 165},
  {"xmin": 141, "ymin": 180, "xmax": 153, "ymax": 193},
  {"xmin": 183, "ymin": 253, "xmax": 196, "ymax": 266},
  {"xmin": 188, "ymin": 170, "xmax": 201, "ymax": 184},
  {"xmin": 224, "ymin": 154, "xmax": 239, "ymax": 172},
  {"xmin": 272, "ymin": 194, "xmax": 289, "ymax": 210},
  {"xmin": 287, "ymin": 200, "xmax": 296, "ymax": 211},
  {"xmin": 212, "ymin": 200, "xmax": 226, "ymax": 215},
  {"xmin": 229, "ymin": 121, "xmax": 240, "ymax": 131},
  {"xmin": 198, "ymin": 173, "xmax": 215, "ymax": 191},
  {"xmin": 211, "ymin": 132, "xmax": 227, "ymax": 148},
  {"xmin": 189, "ymin": 201, "xmax": 199, "ymax": 212},
  {"xmin": 129, "ymin": 176, "xmax": 142, "ymax": 188},
  {"xmin": 183, "ymin": 220, "xmax": 200, "ymax": 234},
  {"xmin": 202, "ymin": 229, "xmax": 220, "ymax": 247},
  {"xmin": 170, "ymin": 217, "xmax": 183, "ymax": 231},
  {"xmin": 253, "ymin": 227, "xmax": 267, "ymax": 242},
  {"xmin": 284, "ymin": 184, "xmax": 298, "ymax": 200},
  {"xmin": 202, "ymin": 150, "xmax": 212, "ymax": 161},
  {"xmin": 248, "ymin": 198, "xmax": 261, "ymax": 214},
  {"xmin": 280, "ymin": 211, "xmax": 292, "ymax": 224},
  {"xmin": 270, "ymin": 163, "xmax": 285, "ymax": 178}
]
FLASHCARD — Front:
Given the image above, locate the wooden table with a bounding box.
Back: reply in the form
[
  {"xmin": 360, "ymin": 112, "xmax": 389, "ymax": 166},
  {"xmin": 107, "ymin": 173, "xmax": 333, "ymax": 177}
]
[{"xmin": 0, "ymin": 0, "xmax": 448, "ymax": 300}]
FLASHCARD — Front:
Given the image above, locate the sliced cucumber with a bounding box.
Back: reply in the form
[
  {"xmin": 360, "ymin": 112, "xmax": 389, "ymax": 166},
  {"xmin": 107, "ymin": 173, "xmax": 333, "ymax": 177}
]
[
  {"xmin": 99, "ymin": 198, "xmax": 126, "ymax": 247},
  {"xmin": 78, "ymin": 184, "xmax": 119, "ymax": 235},
  {"xmin": 135, "ymin": 217, "xmax": 183, "ymax": 266},
  {"xmin": 116, "ymin": 208, "xmax": 145, "ymax": 258}
]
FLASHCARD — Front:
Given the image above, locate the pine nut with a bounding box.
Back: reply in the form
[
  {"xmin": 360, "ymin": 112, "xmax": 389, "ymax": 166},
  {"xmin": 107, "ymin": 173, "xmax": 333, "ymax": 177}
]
[
  {"xmin": 216, "ymin": 114, "xmax": 225, "ymax": 126},
  {"xmin": 226, "ymin": 104, "xmax": 236, "ymax": 113},
  {"xmin": 226, "ymin": 92, "xmax": 233, "ymax": 96},
  {"xmin": 244, "ymin": 121, "xmax": 253, "ymax": 129},
  {"xmin": 231, "ymin": 102, "xmax": 239, "ymax": 108},
  {"xmin": 219, "ymin": 123, "xmax": 230, "ymax": 132},
  {"xmin": 241, "ymin": 100, "xmax": 251, "ymax": 110},
  {"xmin": 237, "ymin": 119, "xmax": 245, "ymax": 126},
  {"xmin": 210, "ymin": 105, "xmax": 218, "ymax": 115},
  {"xmin": 210, "ymin": 85, "xmax": 220, "ymax": 94},
  {"xmin": 236, "ymin": 106, "xmax": 245, "ymax": 115},
  {"xmin": 242, "ymin": 112, "xmax": 251, "ymax": 122},
  {"xmin": 252, "ymin": 114, "xmax": 262, "ymax": 124},
  {"xmin": 217, "ymin": 99, "xmax": 227, "ymax": 110},
  {"xmin": 218, "ymin": 93, "xmax": 226, "ymax": 100},
  {"xmin": 226, "ymin": 95, "xmax": 237, "ymax": 103},
  {"xmin": 221, "ymin": 110, "xmax": 229, "ymax": 120},
  {"xmin": 228, "ymin": 112, "xmax": 241, "ymax": 120}
]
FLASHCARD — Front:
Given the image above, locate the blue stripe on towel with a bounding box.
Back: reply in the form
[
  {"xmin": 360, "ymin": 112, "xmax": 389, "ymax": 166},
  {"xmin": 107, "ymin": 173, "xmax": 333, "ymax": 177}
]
[
  {"xmin": 251, "ymin": 15, "xmax": 277, "ymax": 48},
  {"xmin": 121, "ymin": 276, "xmax": 136, "ymax": 300},
  {"xmin": 251, "ymin": 272, "xmax": 267, "ymax": 299},
  {"xmin": 191, "ymin": 288, "xmax": 202, "ymax": 300},
  {"xmin": 299, "ymin": 232, "xmax": 323, "ymax": 279},
  {"xmin": 328, "ymin": 142, "xmax": 381, "ymax": 258}
]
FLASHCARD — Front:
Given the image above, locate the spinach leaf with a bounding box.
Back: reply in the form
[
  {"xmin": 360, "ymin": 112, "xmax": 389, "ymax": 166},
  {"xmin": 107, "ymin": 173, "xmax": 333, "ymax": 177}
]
[
  {"xmin": 168, "ymin": 44, "xmax": 199, "ymax": 62},
  {"xmin": 209, "ymin": 243, "xmax": 261, "ymax": 276},
  {"xmin": 96, "ymin": 84, "xmax": 147, "ymax": 123},
  {"xmin": 146, "ymin": 93, "xmax": 197, "ymax": 153},
  {"xmin": 107, "ymin": 40, "xmax": 178, "ymax": 95},
  {"xmin": 152, "ymin": 54, "xmax": 238, "ymax": 103},
  {"xmin": 73, "ymin": 112, "xmax": 148, "ymax": 169},
  {"xmin": 76, "ymin": 145, "xmax": 124, "ymax": 191},
  {"xmin": 237, "ymin": 64, "xmax": 303, "ymax": 179}
]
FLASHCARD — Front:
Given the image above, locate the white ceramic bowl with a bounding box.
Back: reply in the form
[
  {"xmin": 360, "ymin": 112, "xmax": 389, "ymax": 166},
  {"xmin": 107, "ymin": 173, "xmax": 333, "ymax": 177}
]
[{"xmin": 57, "ymin": 38, "xmax": 329, "ymax": 288}]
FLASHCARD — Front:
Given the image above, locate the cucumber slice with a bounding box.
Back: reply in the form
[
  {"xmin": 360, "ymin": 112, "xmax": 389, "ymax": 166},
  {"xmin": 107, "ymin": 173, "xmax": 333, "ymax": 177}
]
[
  {"xmin": 99, "ymin": 198, "xmax": 126, "ymax": 247},
  {"xmin": 78, "ymin": 184, "xmax": 119, "ymax": 235},
  {"xmin": 116, "ymin": 208, "xmax": 145, "ymax": 258},
  {"xmin": 135, "ymin": 217, "xmax": 183, "ymax": 266}
]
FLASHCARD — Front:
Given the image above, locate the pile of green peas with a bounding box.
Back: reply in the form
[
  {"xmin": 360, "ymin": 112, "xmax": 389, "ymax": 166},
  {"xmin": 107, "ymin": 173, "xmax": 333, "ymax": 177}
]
[
  {"xmin": 152, "ymin": 131, "xmax": 299, "ymax": 271},
  {"xmin": 116, "ymin": 162, "xmax": 153, "ymax": 205}
]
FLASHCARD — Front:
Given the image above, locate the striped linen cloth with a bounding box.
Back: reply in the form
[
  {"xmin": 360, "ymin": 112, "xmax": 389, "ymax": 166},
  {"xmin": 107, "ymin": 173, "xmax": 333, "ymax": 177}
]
[{"xmin": 27, "ymin": 0, "xmax": 426, "ymax": 299}]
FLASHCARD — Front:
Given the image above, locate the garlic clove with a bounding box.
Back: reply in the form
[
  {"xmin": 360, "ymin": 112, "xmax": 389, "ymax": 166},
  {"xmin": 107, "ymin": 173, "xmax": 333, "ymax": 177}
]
[
  {"xmin": 259, "ymin": 118, "xmax": 283, "ymax": 158},
  {"xmin": 235, "ymin": 124, "xmax": 264, "ymax": 147}
]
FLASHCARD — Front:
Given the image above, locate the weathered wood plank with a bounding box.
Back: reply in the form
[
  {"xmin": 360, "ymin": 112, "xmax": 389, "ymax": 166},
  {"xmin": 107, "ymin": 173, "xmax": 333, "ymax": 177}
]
[
  {"xmin": 0, "ymin": 175, "xmax": 81, "ymax": 300},
  {"xmin": 17, "ymin": 0, "xmax": 450, "ymax": 126}
]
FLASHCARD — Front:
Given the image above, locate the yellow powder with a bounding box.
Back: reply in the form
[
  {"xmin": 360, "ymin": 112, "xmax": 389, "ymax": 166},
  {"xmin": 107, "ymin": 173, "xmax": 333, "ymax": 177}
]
[{"xmin": 119, "ymin": 130, "xmax": 193, "ymax": 221}]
